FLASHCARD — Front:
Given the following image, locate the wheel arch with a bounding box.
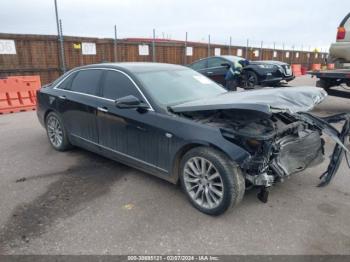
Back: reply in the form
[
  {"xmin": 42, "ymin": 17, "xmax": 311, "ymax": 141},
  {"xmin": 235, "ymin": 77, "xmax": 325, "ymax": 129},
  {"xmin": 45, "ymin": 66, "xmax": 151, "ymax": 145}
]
[
  {"xmin": 44, "ymin": 109, "xmax": 54, "ymax": 124},
  {"xmin": 171, "ymin": 142, "xmax": 243, "ymax": 184}
]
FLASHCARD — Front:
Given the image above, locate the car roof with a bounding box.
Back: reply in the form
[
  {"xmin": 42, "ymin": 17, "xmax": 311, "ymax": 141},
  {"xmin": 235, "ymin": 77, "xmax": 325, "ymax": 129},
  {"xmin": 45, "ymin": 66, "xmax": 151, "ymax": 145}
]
[
  {"xmin": 76, "ymin": 62, "xmax": 186, "ymax": 73},
  {"xmin": 190, "ymin": 55, "xmax": 245, "ymax": 64}
]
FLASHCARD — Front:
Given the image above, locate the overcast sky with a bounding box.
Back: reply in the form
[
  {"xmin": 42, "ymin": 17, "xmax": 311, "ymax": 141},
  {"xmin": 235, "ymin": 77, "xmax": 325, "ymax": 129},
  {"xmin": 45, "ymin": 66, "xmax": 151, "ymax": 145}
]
[{"xmin": 1, "ymin": 0, "xmax": 349, "ymax": 51}]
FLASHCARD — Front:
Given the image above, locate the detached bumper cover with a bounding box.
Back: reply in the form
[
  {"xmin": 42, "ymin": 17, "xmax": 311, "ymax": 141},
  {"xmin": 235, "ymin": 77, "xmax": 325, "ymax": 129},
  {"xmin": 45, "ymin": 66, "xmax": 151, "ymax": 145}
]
[{"xmin": 298, "ymin": 112, "xmax": 350, "ymax": 186}]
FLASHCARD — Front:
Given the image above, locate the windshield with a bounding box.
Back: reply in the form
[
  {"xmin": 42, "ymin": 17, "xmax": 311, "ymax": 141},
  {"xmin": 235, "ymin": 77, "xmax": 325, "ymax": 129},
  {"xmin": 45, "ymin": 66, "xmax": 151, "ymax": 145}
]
[{"xmin": 135, "ymin": 68, "xmax": 226, "ymax": 106}]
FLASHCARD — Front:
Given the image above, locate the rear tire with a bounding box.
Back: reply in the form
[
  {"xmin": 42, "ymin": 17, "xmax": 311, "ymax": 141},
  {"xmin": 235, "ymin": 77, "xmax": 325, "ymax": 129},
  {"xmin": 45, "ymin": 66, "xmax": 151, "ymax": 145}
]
[
  {"xmin": 45, "ymin": 112, "xmax": 72, "ymax": 151},
  {"xmin": 179, "ymin": 147, "xmax": 245, "ymax": 216}
]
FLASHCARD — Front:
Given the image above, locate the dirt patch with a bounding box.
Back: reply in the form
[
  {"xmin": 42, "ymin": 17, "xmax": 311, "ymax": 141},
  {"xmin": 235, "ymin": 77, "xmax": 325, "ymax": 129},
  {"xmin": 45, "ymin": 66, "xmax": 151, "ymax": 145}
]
[
  {"xmin": 317, "ymin": 203, "xmax": 338, "ymax": 215},
  {"xmin": 0, "ymin": 151, "xmax": 127, "ymax": 252}
]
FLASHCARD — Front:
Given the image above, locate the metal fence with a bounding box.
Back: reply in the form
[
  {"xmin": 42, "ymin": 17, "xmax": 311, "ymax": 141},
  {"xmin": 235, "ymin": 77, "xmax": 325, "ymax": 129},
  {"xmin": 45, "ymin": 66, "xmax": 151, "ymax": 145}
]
[{"xmin": 0, "ymin": 33, "xmax": 328, "ymax": 84}]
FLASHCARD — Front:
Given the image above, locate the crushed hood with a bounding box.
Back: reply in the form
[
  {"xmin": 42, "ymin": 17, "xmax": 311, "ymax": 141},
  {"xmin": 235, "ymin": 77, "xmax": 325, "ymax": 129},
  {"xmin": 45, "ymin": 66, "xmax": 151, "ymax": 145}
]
[{"xmin": 170, "ymin": 87, "xmax": 327, "ymax": 115}]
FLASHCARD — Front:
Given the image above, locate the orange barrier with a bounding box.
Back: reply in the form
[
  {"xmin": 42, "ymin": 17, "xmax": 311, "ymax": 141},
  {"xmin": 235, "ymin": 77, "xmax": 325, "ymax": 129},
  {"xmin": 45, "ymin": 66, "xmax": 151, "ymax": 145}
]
[
  {"xmin": 0, "ymin": 76, "xmax": 41, "ymax": 115},
  {"xmin": 327, "ymin": 63, "xmax": 335, "ymax": 70},
  {"xmin": 291, "ymin": 64, "xmax": 302, "ymax": 76},
  {"xmin": 311, "ymin": 64, "xmax": 321, "ymax": 71},
  {"xmin": 301, "ymin": 66, "xmax": 308, "ymax": 75}
]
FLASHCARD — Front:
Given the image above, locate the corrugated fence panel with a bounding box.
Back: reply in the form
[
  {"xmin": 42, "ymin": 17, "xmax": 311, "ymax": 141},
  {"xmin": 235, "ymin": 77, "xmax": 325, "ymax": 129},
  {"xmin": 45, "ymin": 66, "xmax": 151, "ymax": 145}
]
[{"xmin": 0, "ymin": 33, "xmax": 328, "ymax": 84}]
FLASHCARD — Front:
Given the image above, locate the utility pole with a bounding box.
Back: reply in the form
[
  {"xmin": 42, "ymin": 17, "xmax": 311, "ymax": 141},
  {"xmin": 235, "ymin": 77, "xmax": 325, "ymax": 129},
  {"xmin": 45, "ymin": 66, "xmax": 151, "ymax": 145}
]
[
  {"xmin": 58, "ymin": 19, "xmax": 66, "ymax": 72},
  {"xmin": 208, "ymin": 34, "xmax": 211, "ymax": 57},
  {"xmin": 184, "ymin": 32, "xmax": 188, "ymax": 65},
  {"xmin": 245, "ymin": 39, "xmax": 249, "ymax": 59},
  {"xmin": 54, "ymin": 0, "xmax": 65, "ymax": 73},
  {"xmin": 152, "ymin": 28, "xmax": 156, "ymax": 62},
  {"xmin": 54, "ymin": 0, "xmax": 60, "ymax": 37},
  {"xmin": 229, "ymin": 36, "xmax": 232, "ymax": 55},
  {"xmin": 114, "ymin": 25, "xmax": 118, "ymax": 62}
]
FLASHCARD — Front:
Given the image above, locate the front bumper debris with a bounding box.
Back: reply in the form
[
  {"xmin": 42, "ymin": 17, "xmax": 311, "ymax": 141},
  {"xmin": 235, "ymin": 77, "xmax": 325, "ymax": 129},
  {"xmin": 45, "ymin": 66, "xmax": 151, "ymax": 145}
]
[
  {"xmin": 252, "ymin": 112, "xmax": 350, "ymax": 203},
  {"xmin": 299, "ymin": 112, "xmax": 350, "ymax": 187}
]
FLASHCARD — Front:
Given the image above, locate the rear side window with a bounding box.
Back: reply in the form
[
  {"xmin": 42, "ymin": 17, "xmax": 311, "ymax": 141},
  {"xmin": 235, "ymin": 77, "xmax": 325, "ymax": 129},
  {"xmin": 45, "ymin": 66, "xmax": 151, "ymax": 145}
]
[
  {"xmin": 190, "ymin": 59, "xmax": 207, "ymax": 70},
  {"xmin": 343, "ymin": 15, "xmax": 350, "ymax": 30},
  {"xmin": 69, "ymin": 70, "xmax": 103, "ymax": 95},
  {"xmin": 56, "ymin": 72, "xmax": 76, "ymax": 90},
  {"xmin": 102, "ymin": 70, "xmax": 142, "ymax": 100},
  {"xmin": 340, "ymin": 13, "xmax": 350, "ymax": 28}
]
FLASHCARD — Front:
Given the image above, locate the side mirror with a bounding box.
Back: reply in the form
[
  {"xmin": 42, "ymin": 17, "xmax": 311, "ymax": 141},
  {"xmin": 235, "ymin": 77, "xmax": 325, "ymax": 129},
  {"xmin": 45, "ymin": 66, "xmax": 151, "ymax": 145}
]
[
  {"xmin": 221, "ymin": 62, "xmax": 231, "ymax": 68},
  {"xmin": 115, "ymin": 95, "xmax": 149, "ymax": 110}
]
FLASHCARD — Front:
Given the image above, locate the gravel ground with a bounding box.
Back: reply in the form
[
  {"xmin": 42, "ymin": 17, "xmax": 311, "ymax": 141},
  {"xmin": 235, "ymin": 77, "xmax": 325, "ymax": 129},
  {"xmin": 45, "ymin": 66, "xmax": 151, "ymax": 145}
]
[{"xmin": 0, "ymin": 75, "xmax": 350, "ymax": 255}]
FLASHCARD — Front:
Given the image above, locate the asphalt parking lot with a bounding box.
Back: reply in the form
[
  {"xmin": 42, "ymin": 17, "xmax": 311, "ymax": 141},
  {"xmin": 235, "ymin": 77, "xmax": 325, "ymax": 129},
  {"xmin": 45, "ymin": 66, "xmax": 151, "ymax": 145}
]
[{"xmin": 0, "ymin": 75, "xmax": 350, "ymax": 255}]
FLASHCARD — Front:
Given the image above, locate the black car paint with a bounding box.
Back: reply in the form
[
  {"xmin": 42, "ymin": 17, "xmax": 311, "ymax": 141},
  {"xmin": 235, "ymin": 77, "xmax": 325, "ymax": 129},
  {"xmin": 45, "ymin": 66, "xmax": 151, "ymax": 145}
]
[
  {"xmin": 189, "ymin": 56, "xmax": 295, "ymax": 87},
  {"xmin": 37, "ymin": 64, "xmax": 251, "ymax": 184}
]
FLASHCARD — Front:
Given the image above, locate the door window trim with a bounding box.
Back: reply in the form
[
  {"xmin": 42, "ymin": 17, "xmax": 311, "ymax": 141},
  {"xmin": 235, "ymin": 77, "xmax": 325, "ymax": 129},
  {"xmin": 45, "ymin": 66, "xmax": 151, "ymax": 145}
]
[{"xmin": 53, "ymin": 68, "xmax": 154, "ymax": 111}]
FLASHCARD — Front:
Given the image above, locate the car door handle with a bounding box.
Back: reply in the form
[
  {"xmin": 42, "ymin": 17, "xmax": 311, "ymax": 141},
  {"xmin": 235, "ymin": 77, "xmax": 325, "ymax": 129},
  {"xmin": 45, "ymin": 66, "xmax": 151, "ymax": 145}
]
[
  {"xmin": 97, "ymin": 107, "xmax": 108, "ymax": 113},
  {"xmin": 207, "ymin": 71, "xmax": 213, "ymax": 74},
  {"xmin": 58, "ymin": 95, "xmax": 66, "ymax": 100}
]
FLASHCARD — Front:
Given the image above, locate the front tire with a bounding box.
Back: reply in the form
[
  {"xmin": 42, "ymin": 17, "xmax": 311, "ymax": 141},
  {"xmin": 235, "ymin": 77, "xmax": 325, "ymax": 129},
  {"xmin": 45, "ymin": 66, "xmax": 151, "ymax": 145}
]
[
  {"xmin": 243, "ymin": 71, "xmax": 259, "ymax": 89},
  {"xmin": 179, "ymin": 147, "xmax": 245, "ymax": 216},
  {"xmin": 45, "ymin": 112, "xmax": 72, "ymax": 151}
]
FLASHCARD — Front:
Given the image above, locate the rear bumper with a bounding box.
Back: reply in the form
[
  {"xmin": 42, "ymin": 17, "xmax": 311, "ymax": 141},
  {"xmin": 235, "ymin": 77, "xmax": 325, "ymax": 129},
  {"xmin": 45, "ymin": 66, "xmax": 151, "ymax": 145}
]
[{"xmin": 330, "ymin": 42, "xmax": 350, "ymax": 61}]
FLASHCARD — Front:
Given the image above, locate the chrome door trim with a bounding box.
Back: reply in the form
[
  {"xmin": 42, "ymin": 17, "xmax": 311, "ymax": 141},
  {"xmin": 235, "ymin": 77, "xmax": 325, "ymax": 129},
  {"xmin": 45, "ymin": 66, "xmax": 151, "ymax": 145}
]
[
  {"xmin": 71, "ymin": 134, "xmax": 168, "ymax": 173},
  {"xmin": 97, "ymin": 107, "xmax": 109, "ymax": 113},
  {"xmin": 52, "ymin": 67, "xmax": 154, "ymax": 111}
]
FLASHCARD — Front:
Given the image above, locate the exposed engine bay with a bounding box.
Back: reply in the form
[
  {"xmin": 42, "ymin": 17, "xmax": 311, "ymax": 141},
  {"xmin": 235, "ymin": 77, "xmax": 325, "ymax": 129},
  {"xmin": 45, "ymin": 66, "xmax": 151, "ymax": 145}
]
[
  {"xmin": 177, "ymin": 109, "xmax": 350, "ymax": 202},
  {"xmin": 170, "ymin": 87, "xmax": 350, "ymax": 202}
]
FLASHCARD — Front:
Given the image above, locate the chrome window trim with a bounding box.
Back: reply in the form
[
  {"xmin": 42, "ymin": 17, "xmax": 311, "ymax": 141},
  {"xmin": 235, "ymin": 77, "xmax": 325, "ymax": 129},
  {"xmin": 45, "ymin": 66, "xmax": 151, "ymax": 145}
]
[
  {"xmin": 52, "ymin": 67, "xmax": 154, "ymax": 111},
  {"xmin": 71, "ymin": 134, "xmax": 168, "ymax": 173},
  {"xmin": 206, "ymin": 65, "xmax": 227, "ymax": 70}
]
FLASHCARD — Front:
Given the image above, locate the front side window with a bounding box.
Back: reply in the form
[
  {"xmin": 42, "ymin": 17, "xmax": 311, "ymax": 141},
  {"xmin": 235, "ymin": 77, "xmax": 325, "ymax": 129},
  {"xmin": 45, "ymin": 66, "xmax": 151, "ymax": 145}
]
[
  {"xmin": 102, "ymin": 71, "xmax": 142, "ymax": 100},
  {"xmin": 69, "ymin": 69, "xmax": 103, "ymax": 95}
]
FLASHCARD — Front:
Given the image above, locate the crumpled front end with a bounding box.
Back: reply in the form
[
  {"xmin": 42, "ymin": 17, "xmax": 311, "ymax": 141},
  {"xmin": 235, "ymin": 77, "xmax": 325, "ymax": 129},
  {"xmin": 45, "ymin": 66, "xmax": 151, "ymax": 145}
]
[
  {"xmin": 270, "ymin": 130, "xmax": 324, "ymax": 178},
  {"xmin": 237, "ymin": 112, "xmax": 350, "ymax": 202},
  {"xmin": 184, "ymin": 108, "xmax": 350, "ymax": 202},
  {"xmin": 173, "ymin": 86, "xmax": 350, "ymax": 202}
]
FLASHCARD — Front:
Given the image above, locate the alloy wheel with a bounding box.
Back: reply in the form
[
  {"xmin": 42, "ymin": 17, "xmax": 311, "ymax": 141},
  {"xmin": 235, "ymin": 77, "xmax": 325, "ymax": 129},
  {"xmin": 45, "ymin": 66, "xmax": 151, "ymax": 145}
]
[
  {"xmin": 47, "ymin": 115, "xmax": 63, "ymax": 148},
  {"xmin": 183, "ymin": 157, "xmax": 224, "ymax": 209}
]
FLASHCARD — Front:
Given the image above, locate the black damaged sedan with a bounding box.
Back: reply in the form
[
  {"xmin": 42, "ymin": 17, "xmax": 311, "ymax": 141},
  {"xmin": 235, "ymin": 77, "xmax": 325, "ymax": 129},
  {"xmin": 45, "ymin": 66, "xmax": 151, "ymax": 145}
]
[{"xmin": 37, "ymin": 63, "xmax": 350, "ymax": 215}]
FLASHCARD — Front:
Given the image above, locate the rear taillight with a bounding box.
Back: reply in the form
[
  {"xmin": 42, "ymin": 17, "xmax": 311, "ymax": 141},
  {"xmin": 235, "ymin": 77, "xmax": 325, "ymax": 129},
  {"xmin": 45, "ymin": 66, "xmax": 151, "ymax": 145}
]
[{"xmin": 336, "ymin": 27, "xmax": 346, "ymax": 40}]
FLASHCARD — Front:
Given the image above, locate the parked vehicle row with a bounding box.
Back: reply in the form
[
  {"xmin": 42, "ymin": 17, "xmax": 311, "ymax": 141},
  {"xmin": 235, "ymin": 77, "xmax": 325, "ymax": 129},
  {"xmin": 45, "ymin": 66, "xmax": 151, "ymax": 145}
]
[{"xmin": 37, "ymin": 62, "xmax": 350, "ymax": 215}]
